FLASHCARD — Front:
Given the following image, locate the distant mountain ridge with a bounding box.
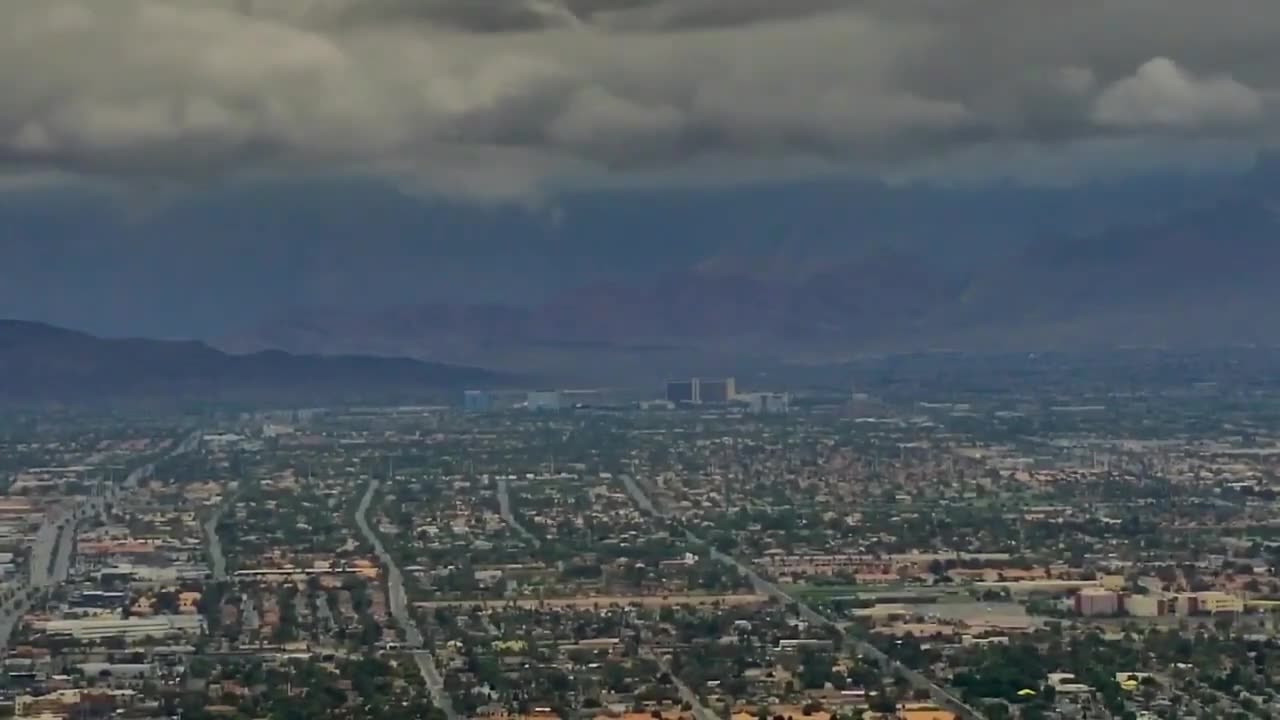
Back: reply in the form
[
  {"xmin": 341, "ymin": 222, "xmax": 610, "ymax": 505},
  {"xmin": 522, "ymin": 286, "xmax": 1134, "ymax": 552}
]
[
  {"xmin": 0, "ymin": 170, "xmax": 1232, "ymax": 341},
  {"xmin": 224, "ymin": 182, "xmax": 1280, "ymax": 376},
  {"xmin": 0, "ymin": 320, "xmax": 502, "ymax": 403}
]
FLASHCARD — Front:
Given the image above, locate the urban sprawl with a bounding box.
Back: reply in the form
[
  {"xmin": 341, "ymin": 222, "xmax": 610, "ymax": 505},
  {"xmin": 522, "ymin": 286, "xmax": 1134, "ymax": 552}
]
[{"xmin": 4, "ymin": 354, "xmax": 1280, "ymax": 720}]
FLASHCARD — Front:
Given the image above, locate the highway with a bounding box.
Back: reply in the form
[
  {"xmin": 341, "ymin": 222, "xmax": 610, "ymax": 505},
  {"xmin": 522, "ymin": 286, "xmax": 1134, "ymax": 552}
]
[
  {"xmin": 1, "ymin": 492, "xmax": 91, "ymax": 654},
  {"xmin": 1, "ymin": 431, "xmax": 202, "ymax": 655},
  {"xmin": 620, "ymin": 474, "xmax": 982, "ymax": 720},
  {"xmin": 496, "ymin": 479, "xmax": 540, "ymax": 547},
  {"xmin": 354, "ymin": 479, "xmax": 459, "ymax": 720}
]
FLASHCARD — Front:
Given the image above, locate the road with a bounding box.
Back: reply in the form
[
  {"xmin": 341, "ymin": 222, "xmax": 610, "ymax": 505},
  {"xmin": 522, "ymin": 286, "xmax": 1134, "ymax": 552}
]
[
  {"xmin": 495, "ymin": 479, "xmax": 540, "ymax": 546},
  {"xmin": 203, "ymin": 501, "xmax": 229, "ymax": 581},
  {"xmin": 1, "ymin": 431, "xmax": 201, "ymax": 656},
  {"xmin": 641, "ymin": 649, "xmax": 717, "ymax": 720},
  {"xmin": 28, "ymin": 512, "xmax": 62, "ymax": 588},
  {"xmin": 670, "ymin": 668, "xmax": 717, "ymax": 720},
  {"xmin": 242, "ymin": 595, "xmax": 260, "ymax": 632},
  {"xmin": 2, "ymin": 484, "xmax": 124, "ymax": 653},
  {"xmin": 620, "ymin": 474, "xmax": 982, "ymax": 720},
  {"xmin": 2, "ymin": 493, "xmax": 96, "ymax": 654},
  {"xmin": 0, "ymin": 589, "xmax": 29, "ymax": 656},
  {"xmin": 354, "ymin": 479, "xmax": 458, "ymax": 720},
  {"xmin": 316, "ymin": 591, "xmax": 335, "ymax": 633},
  {"xmin": 46, "ymin": 518, "xmax": 75, "ymax": 587}
]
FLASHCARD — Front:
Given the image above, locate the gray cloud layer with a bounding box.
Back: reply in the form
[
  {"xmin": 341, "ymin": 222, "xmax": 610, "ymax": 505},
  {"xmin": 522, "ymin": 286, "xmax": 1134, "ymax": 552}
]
[{"xmin": 2, "ymin": 0, "xmax": 1279, "ymax": 199}]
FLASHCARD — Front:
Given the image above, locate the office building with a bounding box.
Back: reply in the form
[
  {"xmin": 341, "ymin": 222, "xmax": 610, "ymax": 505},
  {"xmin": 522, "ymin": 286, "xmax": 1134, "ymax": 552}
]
[
  {"xmin": 1074, "ymin": 588, "xmax": 1119, "ymax": 617},
  {"xmin": 16, "ymin": 690, "xmax": 137, "ymax": 718},
  {"xmin": 666, "ymin": 379, "xmax": 699, "ymax": 404},
  {"xmin": 698, "ymin": 377, "xmax": 736, "ymax": 403},
  {"xmin": 526, "ymin": 391, "xmax": 564, "ymax": 412},
  {"xmin": 1124, "ymin": 594, "xmax": 1166, "ymax": 617},
  {"xmin": 743, "ymin": 392, "xmax": 789, "ymax": 415},
  {"xmin": 463, "ymin": 390, "xmax": 493, "ymax": 412},
  {"xmin": 1101, "ymin": 574, "xmax": 1126, "ymax": 591},
  {"xmin": 38, "ymin": 614, "xmax": 205, "ymax": 641},
  {"xmin": 1176, "ymin": 591, "xmax": 1243, "ymax": 615}
]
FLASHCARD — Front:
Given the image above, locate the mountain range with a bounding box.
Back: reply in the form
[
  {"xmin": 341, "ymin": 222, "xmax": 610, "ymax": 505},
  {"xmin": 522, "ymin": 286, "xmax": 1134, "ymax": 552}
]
[
  {"xmin": 0, "ymin": 320, "xmax": 502, "ymax": 404},
  {"xmin": 0, "ymin": 169, "xmax": 1230, "ymax": 340},
  {"xmin": 223, "ymin": 170, "xmax": 1280, "ymax": 380},
  {"xmin": 7, "ymin": 158, "xmax": 1280, "ymax": 383}
]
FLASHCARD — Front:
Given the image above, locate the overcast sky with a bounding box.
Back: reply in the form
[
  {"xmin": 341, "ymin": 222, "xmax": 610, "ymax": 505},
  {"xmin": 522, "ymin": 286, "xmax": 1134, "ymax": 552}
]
[{"xmin": 2, "ymin": 0, "xmax": 1279, "ymax": 201}]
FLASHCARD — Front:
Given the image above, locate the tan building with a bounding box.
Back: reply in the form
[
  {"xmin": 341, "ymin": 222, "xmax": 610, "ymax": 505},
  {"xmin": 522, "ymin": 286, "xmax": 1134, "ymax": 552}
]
[
  {"xmin": 1195, "ymin": 591, "xmax": 1244, "ymax": 615},
  {"xmin": 1101, "ymin": 574, "xmax": 1126, "ymax": 591}
]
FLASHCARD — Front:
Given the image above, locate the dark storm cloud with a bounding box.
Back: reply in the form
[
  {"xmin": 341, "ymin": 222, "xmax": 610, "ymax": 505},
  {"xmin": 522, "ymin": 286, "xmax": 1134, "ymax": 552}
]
[
  {"xmin": 1, "ymin": 0, "xmax": 1278, "ymax": 199},
  {"xmin": 276, "ymin": 0, "xmax": 595, "ymax": 32}
]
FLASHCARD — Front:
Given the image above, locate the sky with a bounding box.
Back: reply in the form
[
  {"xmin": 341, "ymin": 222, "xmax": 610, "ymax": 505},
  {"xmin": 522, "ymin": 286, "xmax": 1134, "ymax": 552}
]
[
  {"xmin": 3, "ymin": 0, "xmax": 1279, "ymax": 202},
  {"xmin": 3, "ymin": 1, "xmax": 1280, "ymax": 343}
]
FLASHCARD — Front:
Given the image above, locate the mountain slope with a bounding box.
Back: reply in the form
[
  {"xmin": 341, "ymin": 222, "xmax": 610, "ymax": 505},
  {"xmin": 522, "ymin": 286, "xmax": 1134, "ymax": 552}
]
[
  {"xmin": 222, "ymin": 249, "xmax": 968, "ymax": 374},
  {"xmin": 939, "ymin": 194, "xmax": 1280, "ymax": 348},
  {"xmin": 0, "ymin": 172, "xmax": 1225, "ymax": 341},
  {"xmin": 226, "ymin": 186, "xmax": 1280, "ymax": 374},
  {"xmin": 215, "ymin": 157, "xmax": 1280, "ymax": 374},
  {"xmin": 0, "ymin": 320, "xmax": 502, "ymax": 402}
]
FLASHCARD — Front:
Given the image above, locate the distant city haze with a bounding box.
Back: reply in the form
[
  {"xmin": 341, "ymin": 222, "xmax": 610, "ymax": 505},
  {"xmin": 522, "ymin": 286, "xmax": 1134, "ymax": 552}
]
[{"xmin": 4, "ymin": 1, "xmax": 1280, "ymax": 374}]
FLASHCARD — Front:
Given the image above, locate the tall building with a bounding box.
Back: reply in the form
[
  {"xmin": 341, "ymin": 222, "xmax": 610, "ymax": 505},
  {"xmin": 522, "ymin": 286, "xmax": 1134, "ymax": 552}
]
[
  {"xmin": 698, "ymin": 377, "xmax": 736, "ymax": 403},
  {"xmin": 1074, "ymin": 588, "xmax": 1119, "ymax": 617},
  {"xmin": 1124, "ymin": 594, "xmax": 1166, "ymax": 617},
  {"xmin": 743, "ymin": 392, "xmax": 789, "ymax": 415},
  {"xmin": 665, "ymin": 379, "xmax": 699, "ymax": 404},
  {"xmin": 463, "ymin": 390, "xmax": 492, "ymax": 412}
]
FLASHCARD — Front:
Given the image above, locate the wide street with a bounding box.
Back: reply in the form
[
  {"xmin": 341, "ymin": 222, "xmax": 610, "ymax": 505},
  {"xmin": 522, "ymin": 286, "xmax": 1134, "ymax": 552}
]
[
  {"xmin": 1, "ymin": 501, "xmax": 89, "ymax": 655},
  {"xmin": 204, "ymin": 501, "xmax": 229, "ymax": 582},
  {"xmin": 496, "ymin": 478, "xmax": 540, "ymax": 547},
  {"xmin": 354, "ymin": 478, "xmax": 458, "ymax": 720},
  {"xmin": 620, "ymin": 474, "xmax": 982, "ymax": 720},
  {"xmin": 0, "ymin": 431, "xmax": 201, "ymax": 655}
]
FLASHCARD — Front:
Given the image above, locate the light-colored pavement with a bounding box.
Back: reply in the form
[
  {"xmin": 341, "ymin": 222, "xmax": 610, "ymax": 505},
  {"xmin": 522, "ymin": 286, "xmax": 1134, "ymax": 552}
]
[
  {"xmin": 3, "ymin": 501, "xmax": 82, "ymax": 655},
  {"xmin": 3, "ymin": 497, "xmax": 119, "ymax": 656},
  {"xmin": 355, "ymin": 479, "xmax": 458, "ymax": 720},
  {"xmin": 640, "ymin": 649, "xmax": 717, "ymax": 720},
  {"xmin": 242, "ymin": 595, "xmax": 260, "ymax": 631},
  {"xmin": 1, "ymin": 431, "xmax": 201, "ymax": 656},
  {"xmin": 620, "ymin": 474, "xmax": 982, "ymax": 720},
  {"xmin": 316, "ymin": 590, "xmax": 335, "ymax": 633},
  {"xmin": 203, "ymin": 502, "xmax": 229, "ymax": 582},
  {"xmin": 0, "ymin": 590, "xmax": 31, "ymax": 656},
  {"xmin": 496, "ymin": 479, "xmax": 540, "ymax": 547}
]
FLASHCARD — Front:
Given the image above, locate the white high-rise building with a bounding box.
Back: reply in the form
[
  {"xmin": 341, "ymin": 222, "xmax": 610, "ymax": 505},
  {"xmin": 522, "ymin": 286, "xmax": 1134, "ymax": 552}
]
[{"xmin": 743, "ymin": 392, "xmax": 789, "ymax": 414}]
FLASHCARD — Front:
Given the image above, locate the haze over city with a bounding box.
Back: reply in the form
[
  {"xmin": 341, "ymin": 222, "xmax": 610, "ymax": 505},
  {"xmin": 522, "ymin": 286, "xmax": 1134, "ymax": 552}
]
[
  {"xmin": 5, "ymin": 1, "xmax": 1280, "ymax": 377},
  {"xmin": 5, "ymin": 5, "xmax": 1280, "ymax": 720}
]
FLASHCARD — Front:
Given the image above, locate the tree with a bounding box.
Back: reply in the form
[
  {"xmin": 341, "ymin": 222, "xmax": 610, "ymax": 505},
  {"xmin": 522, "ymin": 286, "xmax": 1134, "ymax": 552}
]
[
  {"xmin": 188, "ymin": 657, "xmax": 213, "ymax": 679},
  {"xmin": 1213, "ymin": 614, "xmax": 1235, "ymax": 636}
]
